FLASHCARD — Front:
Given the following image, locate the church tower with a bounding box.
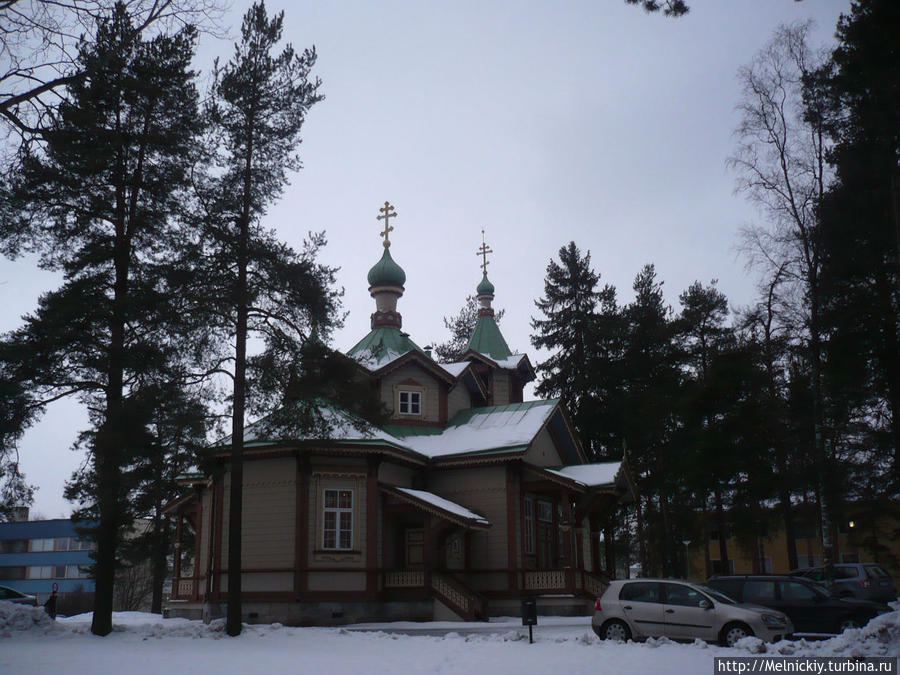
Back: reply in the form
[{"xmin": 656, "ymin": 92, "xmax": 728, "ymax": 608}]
[{"xmin": 347, "ymin": 201, "xmax": 427, "ymax": 367}]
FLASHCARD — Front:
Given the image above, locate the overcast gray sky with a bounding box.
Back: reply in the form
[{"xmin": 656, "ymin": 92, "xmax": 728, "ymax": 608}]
[{"xmin": 1, "ymin": 0, "xmax": 849, "ymax": 518}]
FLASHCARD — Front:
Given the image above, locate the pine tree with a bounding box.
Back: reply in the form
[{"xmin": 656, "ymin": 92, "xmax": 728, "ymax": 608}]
[
  {"xmin": 819, "ymin": 0, "xmax": 900, "ymax": 489},
  {"xmin": 0, "ymin": 6, "xmax": 201, "ymax": 635},
  {"xmin": 195, "ymin": 1, "xmax": 327, "ymax": 636}
]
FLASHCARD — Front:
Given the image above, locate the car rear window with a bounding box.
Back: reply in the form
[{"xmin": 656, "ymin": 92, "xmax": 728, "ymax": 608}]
[
  {"xmin": 864, "ymin": 565, "xmax": 888, "ymax": 579},
  {"xmin": 705, "ymin": 579, "xmax": 741, "ymax": 601},
  {"xmin": 779, "ymin": 580, "xmax": 819, "ymax": 600},
  {"xmin": 619, "ymin": 582, "xmax": 662, "ymax": 603},
  {"xmin": 744, "ymin": 580, "xmax": 776, "ymax": 601}
]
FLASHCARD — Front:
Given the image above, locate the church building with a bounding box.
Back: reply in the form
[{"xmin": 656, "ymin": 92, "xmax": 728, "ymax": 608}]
[{"xmin": 165, "ymin": 203, "xmax": 632, "ymax": 625}]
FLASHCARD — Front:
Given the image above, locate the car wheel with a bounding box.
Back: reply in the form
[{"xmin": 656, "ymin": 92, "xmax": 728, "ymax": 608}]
[
  {"xmin": 721, "ymin": 622, "xmax": 754, "ymax": 647},
  {"xmin": 600, "ymin": 619, "xmax": 631, "ymax": 642}
]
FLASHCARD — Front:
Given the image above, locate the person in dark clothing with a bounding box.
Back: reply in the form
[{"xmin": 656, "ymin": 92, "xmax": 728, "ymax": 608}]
[{"xmin": 43, "ymin": 589, "xmax": 58, "ymax": 620}]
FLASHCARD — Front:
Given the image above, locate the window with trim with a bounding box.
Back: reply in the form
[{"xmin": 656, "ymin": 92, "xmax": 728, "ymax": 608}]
[
  {"xmin": 27, "ymin": 565, "xmax": 66, "ymax": 579},
  {"xmin": 537, "ymin": 500, "xmax": 553, "ymax": 523},
  {"xmin": 323, "ymin": 488, "xmax": 353, "ymax": 550},
  {"xmin": 398, "ymin": 390, "xmax": 422, "ymax": 415},
  {"xmin": 523, "ymin": 497, "xmax": 535, "ymax": 555},
  {"xmin": 30, "ymin": 538, "xmax": 54, "ymax": 552}
]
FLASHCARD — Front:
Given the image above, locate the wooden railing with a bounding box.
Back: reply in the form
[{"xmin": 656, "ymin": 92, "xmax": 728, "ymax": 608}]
[
  {"xmin": 383, "ymin": 570, "xmax": 425, "ymax": 588},
  {"xmin": 170, "ymin": 577, "xmax": 196, "ymax": 600},
  {"xmin": 580, "ymin": 571, "xmax": 608, "ymax": 598},
  {"xmin": 523, "ymin": 569, "xmax": 567, "ymax": 591},
  {"xmin": 430, "ymin": 571, "xmax": 486, "ymax": 621}
]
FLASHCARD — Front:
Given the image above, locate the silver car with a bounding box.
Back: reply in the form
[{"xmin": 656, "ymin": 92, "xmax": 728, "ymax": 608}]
[{"xmin": 592, "ymin": 579, "xmax": 793, "ymax": 647}]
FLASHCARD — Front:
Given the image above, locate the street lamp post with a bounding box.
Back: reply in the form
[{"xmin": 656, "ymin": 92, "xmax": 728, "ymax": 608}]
[{"xmin": 681, "ymin": 540, "xmax": 692, "ymax": 579}]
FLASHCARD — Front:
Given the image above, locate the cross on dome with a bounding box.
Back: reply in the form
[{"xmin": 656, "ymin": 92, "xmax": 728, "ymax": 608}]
[
  {"xmin": 377, "ymin": 201, "xmax": 398, "ymax": 247},
  {"xmin": 476, "ymin": 229, "xmax": 493, "ymax": 275}
]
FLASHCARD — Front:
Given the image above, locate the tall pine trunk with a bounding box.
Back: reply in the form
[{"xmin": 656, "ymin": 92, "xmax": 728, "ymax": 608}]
[
  {"xmin": 92, "ymin": 135, "xmax": 132, "ymax": 636},
  {"xmin": 226, "ymin": 110, "xmax": 255, "ymax": 637}
]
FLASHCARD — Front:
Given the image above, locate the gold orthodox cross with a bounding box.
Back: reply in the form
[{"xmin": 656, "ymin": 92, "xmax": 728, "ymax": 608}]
[
  {"xmin": 377, "ymin": 201, "xmax": 398, "ymax": 247},
  {"xmin": 476, "ymin": 229, "xmax": 493, "ymax": 275}
]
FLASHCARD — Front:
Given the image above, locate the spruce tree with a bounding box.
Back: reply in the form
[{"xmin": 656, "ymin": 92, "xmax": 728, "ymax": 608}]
[
  {"xmin": 0, "ymin": 6, "xmax": 200, "ymax": 635},
  {"xmin": 621, "ymin": 264, "xmax": 680, "ymax": 576},
  {"xmin": 531, "ymin": 242, "xmax": 614, "ymax": 459}
]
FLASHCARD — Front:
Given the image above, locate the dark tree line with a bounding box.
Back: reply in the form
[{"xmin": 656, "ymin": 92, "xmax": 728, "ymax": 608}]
[
  {"xmin": 0, "ymin": 1, "xmax": 360, "ymax": 638},
  {"xmin": 530, "ymin": 0, "xmax": 899, "ymax": 580}
]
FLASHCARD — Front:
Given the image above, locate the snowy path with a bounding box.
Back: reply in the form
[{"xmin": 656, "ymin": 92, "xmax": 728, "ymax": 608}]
[{"xmin": 2, "ymin": 605, "xmax": 898, "ymax": 675}]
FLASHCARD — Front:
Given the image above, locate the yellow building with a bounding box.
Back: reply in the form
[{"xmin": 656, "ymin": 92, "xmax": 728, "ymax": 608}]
[{"xmin": 688, "ymin": 506, "xmax": 900, "ymax": 581}]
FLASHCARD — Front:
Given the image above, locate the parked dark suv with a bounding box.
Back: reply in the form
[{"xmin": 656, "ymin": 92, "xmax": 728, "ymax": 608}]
[
  {"xmin": 705, "ymin": 575, "xmax": 890, "ymax": 635},
  {"xmin": 793, "ymin": 564, "xmax": 898, "ymax": 603}
]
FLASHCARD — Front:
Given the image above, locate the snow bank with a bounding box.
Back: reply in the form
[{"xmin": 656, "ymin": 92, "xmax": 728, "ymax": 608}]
[
  {"xmin": 732, "ymin": 610, "xmax": 900, "ymax": 659},
  {"xmin": 0, "ymin": 601, "xmax": 59, "ymax": 637}
]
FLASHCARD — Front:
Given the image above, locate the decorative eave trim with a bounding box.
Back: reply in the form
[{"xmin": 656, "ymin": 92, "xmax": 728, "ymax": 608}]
[
  {"xmin": 552, "ymin": 403, "xmax": 589, "ymax": 464},
  {"xmin": 372, "ymin": 349, "xmax": 456, "ymax": 384},
  {"xmin": 207, "ymin": 439, "xmax": 428, "ymax": 467},
  {"xmin": 162, "ymin": 491, "xmax": 199, "ymax": 516},
  {"xmin": 521, "ymin": 462, "xmax": 587, "ymax": 493},
  {"xmin": 430, "ymin": 446, "xmax": 528, "ymax": 467},
  {"xmin": 381, "ymin": 485, "xmax": 491, "ymax": 530}
]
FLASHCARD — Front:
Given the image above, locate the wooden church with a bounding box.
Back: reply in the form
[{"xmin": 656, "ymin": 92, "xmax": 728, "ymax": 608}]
[{"xmin": 165, "ymin": 203, "xmax": 632, "ymax": 625}]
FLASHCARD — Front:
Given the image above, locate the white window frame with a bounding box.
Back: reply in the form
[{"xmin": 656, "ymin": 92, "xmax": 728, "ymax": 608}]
[
  {"xmin": 398, "ymin": 390, "xmax": 422, "ymax": 416},
  {"xmin": 322, "ymin": 488, "xmax": 354, "ymax": 551},
  {"xmin": 30, "ymin": 538, "xmax": 54, "ymax": 552},
  {"xmin": 523, "ymin": 496, "xmax": 535, "ymax": 555},
  {"xmin": 28, "ymin": 565, "xmax": 54, "ymax": 579}
]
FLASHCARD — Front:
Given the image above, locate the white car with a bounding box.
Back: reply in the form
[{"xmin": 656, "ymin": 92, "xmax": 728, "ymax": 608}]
[
  {"xmin": 592, "ymin": 579, "xmax": 793, "ymax": 646},
  {"xmin": 0, "ymin": 584, "xmax": 38, "ymax": 606}
]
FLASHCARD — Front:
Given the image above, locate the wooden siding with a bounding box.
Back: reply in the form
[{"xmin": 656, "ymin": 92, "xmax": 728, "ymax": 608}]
[
  {"xmin": 427, "ymin": 466, "xmax": 508, "ymax": 568},
  {"xmin": 307, "ymin": 571, "xmax": 367, "ymax": 592},
  {"xmin": 523, "ymin": 427, "xmax": 563, "ymax": 468},
  {"xmin": 381, "ymin": 363, "xmax": 441, "ymax": 421},
  {"xmin": 378, "ymin": 462, "xmax": 415, "ymax": 487},
  {"xmin": 197, "ymin": 489, "xmax": 212, "ymax": 580},
  {"xmin": 219, "ymin": 458, "xmax": 296, "ymax": 588},
  {"xmin": 447, "ymin": 383, "xmax": 472, "ymax": 420},
  {"xmin": 492, "ymin": 369, "xmax": 510, "ymax": 406}
]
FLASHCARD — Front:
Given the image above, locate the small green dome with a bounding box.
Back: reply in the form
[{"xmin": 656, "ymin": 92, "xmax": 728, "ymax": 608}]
[
  {"xmin": 476, "ymin": 274, "xmax": 495, "ymax": 295},
  {"xmin": 367, "ymin": 247, "xmax": 406, "ymax": 287}
]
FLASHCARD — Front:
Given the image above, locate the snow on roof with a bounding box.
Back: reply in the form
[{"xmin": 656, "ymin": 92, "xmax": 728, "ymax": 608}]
[
  {"xmin": 351, "ymin": 348, "xmax": 407, "ymax": 371},
  {"xmin": 394, "ymin": 400, "xmax": 558, "ymax": 459},
  {"xmin": 441, "ymin": 361, "xmax": 471, "ymax": 378},
  {"xmin": 216, "ymin": 404, "xmax": 415, "ymax": 452},
  {"xmin": 492, "ymin": 354, "xmax": 528, "ymax": 370},
  {"xmin": 547, "ymin": 462, "xmax": 622, "ymax": 488},
  {"xmin": 394, "ymin": 488, "xmax": 490, "ymax": 526}
]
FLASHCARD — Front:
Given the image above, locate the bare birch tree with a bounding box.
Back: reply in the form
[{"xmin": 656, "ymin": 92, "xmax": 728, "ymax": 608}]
[{"xmin": 729, "ymin": 21, "xmax": 836, "ymax": 575}]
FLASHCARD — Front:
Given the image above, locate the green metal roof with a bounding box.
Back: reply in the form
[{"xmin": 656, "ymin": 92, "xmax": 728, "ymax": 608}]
[
  {"xmin": 346, "ymin": 325, "xmax": 426, "ymax": 369},
  {"xmin": 466, "ymin": 314, "xmax": 512, "ymax": 360},
  {"xmin": 367, "ymin": 247, "xmax": 406, "ymax": 287},
  {"xmin": 476, "ymin": 274, "xmax": 495, "ymax": 295}
]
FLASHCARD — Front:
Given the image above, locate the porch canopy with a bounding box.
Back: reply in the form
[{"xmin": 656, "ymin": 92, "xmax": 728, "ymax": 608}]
[{"xmin": 381, "ymin": 485, "xmax": 491, "ymax": 530}]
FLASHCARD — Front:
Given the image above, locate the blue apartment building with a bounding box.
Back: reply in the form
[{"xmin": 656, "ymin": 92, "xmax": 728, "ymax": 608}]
[{"xmin": 0, "ymin": 518, "xmax": 95, "ymax": 602}]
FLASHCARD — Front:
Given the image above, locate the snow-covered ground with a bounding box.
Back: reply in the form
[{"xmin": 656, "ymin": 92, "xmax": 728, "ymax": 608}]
[{"xmin": 1, "ymin": 602, "xmax": 898, "ymax": 674}]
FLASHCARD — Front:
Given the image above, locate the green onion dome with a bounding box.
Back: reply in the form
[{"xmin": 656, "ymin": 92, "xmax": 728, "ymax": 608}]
[
  {"xmin": 476, "ymin": 273, "xmax": 495, "ymax": 295},
  {"xmin": 367, "ymin": 247, "xmax": 406, "ymax": 287}
]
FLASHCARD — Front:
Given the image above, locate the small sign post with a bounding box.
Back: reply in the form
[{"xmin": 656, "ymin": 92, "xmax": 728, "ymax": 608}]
[{"xmin": 520, "ymin": 597, "xmax": 537, "ymax": 644}]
